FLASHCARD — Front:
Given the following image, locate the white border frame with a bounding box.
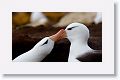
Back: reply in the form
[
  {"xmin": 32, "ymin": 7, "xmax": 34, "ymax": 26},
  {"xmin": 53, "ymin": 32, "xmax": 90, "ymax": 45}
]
[{"xmin": 0, "ymin": 0, "xmax": 114, "ymax": 74}]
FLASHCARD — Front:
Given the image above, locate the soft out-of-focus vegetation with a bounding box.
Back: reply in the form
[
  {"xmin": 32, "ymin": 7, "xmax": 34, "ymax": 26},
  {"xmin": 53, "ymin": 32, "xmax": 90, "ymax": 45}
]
[
  {"xmin": 12, "ymin": 12, "xmax": 67, "ymax": 29},
  {"xmin": 12, "ymin": 12, "xmax": 31, "ymax": 28},
  {"xmin": 12, "ymin": 12, "xmax": 99, "ymax": 29},
  {"xmin": 55, "ymin": 12, "xmax": 96, "ymax": 27},
  {"xmin": 43, "ymin": 12, "xmax": 67, "ymax": 23}
]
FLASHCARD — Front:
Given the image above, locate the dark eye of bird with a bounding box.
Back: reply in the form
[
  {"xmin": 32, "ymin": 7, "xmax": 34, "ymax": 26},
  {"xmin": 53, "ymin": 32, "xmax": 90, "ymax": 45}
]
[
  {"xmin": 67, "ymin": 27, "xmax": 72, "ymax": 30},
  {"xmin": 41, "ymin": 39, "xmax": 48, "ymax": 46},
  {"xmin": 67, "ymin": 26, "xmax": 78, "ymax": 30}
]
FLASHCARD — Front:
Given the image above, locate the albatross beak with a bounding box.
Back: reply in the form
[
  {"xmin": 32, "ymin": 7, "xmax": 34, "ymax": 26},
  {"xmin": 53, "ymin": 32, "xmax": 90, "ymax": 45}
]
[
  {"xmin": 49, "ymin": 29, "xmax": 67, "ymax": 42},
  {"xmin": 59, "ymin": 29, "xmax": 67, "ymax": 38}
]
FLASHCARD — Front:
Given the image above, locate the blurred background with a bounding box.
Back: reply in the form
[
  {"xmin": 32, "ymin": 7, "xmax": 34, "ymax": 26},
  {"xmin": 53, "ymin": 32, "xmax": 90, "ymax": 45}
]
[{"xmin": 12, "ymin": 12, "xmax": 102, "ymax": 62}]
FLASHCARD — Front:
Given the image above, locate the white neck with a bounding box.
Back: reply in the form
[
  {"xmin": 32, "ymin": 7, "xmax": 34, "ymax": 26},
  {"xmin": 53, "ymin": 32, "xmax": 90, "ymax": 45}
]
[{"xmin": 69, "ymin": 40, "xmax": 92, "ymax": 57}]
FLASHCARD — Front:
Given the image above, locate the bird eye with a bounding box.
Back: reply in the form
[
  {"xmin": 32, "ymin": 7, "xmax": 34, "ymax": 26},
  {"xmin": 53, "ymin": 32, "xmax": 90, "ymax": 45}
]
[
  {"xmin": 67, "ymin": 27, "xmax": 72, "ymax": 30},
  {"xmin": 41, "ymin": 39, "xmax": 48, "ymax": 46},
  {"xmin": 67, "ymin": 26, "xmax": 78, "ymax": 30}
]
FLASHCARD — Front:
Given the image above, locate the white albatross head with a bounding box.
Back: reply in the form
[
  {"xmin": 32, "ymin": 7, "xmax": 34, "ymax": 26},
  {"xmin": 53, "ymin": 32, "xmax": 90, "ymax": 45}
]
[{"xmin": 65, "ymin": 22, "xmax": 90, "ymax": 43}]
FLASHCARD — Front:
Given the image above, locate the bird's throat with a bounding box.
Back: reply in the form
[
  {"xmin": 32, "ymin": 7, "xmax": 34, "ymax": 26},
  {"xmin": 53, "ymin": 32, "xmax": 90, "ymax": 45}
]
[{"xmin": 69, "ymin": 40, "xmax": 92, "ymax": 57}]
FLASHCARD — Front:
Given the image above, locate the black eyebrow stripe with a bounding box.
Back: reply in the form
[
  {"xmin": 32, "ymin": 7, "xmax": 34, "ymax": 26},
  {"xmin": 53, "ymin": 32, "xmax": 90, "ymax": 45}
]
[
  {"xmin": 67, "ymin": 26, "xmax": 78, "ymax": 30},
  {"xmin": 41, "ymin": 39, "xmax": 48, "ymax": 46}
]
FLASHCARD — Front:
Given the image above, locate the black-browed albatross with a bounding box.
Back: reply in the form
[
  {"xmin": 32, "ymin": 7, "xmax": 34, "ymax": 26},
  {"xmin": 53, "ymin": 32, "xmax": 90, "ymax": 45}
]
[{"xmin": 65, "ymin": 22, "xmax": 102, "ymax": 62}]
